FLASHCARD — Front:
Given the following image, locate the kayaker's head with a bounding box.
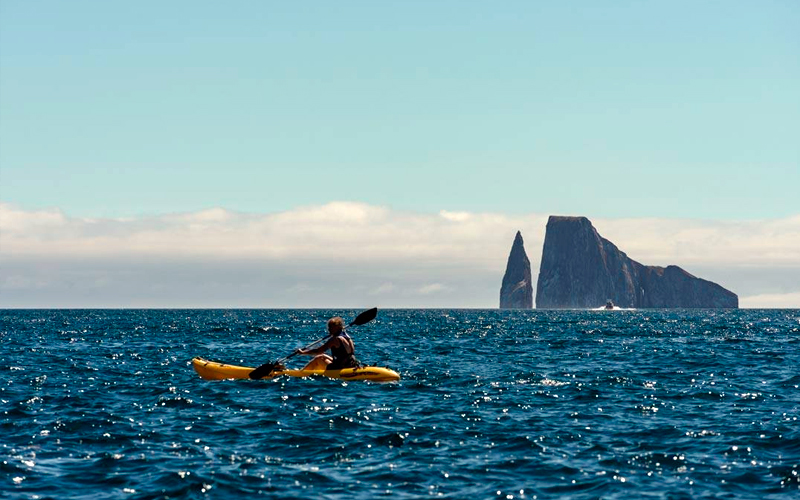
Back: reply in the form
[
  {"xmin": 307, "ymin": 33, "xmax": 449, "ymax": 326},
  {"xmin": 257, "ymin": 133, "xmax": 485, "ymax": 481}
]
[{"xmin": 327, "ymin": 317, "xmax": 344, "ymax": 336}]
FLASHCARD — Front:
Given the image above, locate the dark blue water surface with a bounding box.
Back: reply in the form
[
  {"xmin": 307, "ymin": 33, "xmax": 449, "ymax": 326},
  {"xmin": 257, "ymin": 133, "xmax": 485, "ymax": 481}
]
[{"xmin": 2, "ymin": 309, "xmax": 799, "ymax": 499}]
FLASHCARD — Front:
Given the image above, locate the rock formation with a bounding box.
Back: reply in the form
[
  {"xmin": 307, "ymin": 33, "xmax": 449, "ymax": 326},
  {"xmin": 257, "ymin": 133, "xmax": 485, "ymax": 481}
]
[
  {"xmin": 535, "ymin": 216, "xmax": 738, "ymax": 309},
  {"xmin": 500, "ymin": 231, "xmax": 533, "ymax": 309}
]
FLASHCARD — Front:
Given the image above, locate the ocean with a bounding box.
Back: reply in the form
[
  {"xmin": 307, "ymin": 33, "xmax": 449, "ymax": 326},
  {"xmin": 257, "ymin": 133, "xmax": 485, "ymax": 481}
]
[{"xmin": 2, "ymin": 309, "xmax": 799, "ymax": 499}]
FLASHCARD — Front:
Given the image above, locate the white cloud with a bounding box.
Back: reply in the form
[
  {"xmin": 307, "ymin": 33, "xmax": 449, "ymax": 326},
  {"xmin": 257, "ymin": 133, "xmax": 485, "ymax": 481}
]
[
  {"xmin": 0, "ymin": 201, "xmax": 540, "ymax": 265},
  {"xmin": 0, "ymin": 204, "xmax": 67, "ymax": 231},
  {"xmin": 594, "ymin": 216, "xmax": 800, "ymax": 267},
  {"xmin": 740, "ymin": 292, "xmax": 800, "ymax": 309},
  {"xmin": 1, "ymin": 202, "xmax": 799, "ymax": 308},
  {"xmin": 369, "ymin": 282, "xmax": 397, "ymax": 295},
  {"xmin": 439, "ymin": 210, "xmax": 472, "ymax": 222},
  {"xmin": 418, "ymin": 283, "xmax": 450, "ymax": 295}
]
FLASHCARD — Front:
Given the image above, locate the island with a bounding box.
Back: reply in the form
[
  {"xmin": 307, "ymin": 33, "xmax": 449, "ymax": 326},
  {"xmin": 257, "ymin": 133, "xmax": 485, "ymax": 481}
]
[{"xmin": 535, "ymin": 216, "xmax": 738, "ymax": 309}]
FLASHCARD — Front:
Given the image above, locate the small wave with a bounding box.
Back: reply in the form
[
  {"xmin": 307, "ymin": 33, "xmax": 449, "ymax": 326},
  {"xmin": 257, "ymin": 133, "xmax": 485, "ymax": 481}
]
[{"xmin": 256, "ymin": 326, "xmax": 285, "ymax": 334}]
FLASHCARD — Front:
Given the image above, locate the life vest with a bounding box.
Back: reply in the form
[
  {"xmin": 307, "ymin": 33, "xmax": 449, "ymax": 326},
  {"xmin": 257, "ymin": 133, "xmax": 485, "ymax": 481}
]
[{"xmin": 329, "ymin": 332, "xmax": 357, "ymax": 369}]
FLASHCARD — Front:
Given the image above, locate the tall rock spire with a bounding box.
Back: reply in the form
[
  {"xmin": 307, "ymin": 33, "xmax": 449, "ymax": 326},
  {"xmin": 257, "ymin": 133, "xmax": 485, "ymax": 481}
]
[{"xmin": 500, "ymin": 231, "xmax": 533, "ymax": 309}]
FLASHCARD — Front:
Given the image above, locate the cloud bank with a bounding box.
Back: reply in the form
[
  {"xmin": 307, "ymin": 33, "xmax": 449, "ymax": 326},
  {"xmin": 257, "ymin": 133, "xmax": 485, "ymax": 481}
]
[{"xmin": 1, "ymin": 202, "xmax": 798, "ymax": 308}]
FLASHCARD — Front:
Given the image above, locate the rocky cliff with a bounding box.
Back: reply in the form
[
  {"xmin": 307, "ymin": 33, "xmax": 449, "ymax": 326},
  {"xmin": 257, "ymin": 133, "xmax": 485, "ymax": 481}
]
[
  {"xmin": 500, "ymin": 231, "xmax": 533, "ymax": 309},
  {"xmin": 535, "ymin": 216, "xmax": 738, "ymax": 309}
]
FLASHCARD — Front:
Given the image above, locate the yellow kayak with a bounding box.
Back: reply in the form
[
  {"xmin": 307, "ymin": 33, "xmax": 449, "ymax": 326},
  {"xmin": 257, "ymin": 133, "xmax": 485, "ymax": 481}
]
[{"xmin": 192, "ymin": 357, "xmax": 400, "ymax": 382}]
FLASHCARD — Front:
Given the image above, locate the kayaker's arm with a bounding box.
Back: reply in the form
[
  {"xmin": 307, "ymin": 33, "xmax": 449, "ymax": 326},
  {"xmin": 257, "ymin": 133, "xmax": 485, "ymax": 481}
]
[{"xmin": 298, "ymin": 336, "xmax": 337, "ymax": 356}]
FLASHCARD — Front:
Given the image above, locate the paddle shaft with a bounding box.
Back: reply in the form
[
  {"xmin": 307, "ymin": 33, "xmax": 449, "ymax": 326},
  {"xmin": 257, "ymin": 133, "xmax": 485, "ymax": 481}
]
[{"xmin": 276, "ymin": 335, "xmax": 328, "ymax": 364}]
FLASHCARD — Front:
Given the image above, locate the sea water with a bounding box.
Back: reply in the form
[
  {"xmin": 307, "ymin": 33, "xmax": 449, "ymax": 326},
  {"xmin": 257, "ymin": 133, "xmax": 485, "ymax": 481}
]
[{"xmin": 1, "ymin": 309, "xmax": 799, "ymax": 499}]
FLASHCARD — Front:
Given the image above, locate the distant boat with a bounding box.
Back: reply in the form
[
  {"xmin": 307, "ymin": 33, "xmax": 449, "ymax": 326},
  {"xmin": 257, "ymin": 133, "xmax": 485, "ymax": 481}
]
[{"xmin": 593, "ymin": 300, "xmax": 635, "ymax": 311}]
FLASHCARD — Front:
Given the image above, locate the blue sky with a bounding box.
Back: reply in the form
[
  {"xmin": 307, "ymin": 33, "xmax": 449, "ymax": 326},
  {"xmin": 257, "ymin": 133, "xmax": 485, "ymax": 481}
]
[
  {"xmin": 1, "ymin": 2, "xmax": 799, "ymax": 308},
  {"xmin": 1, "ymin": 1, "xmax": 798, "ymax": 219}
]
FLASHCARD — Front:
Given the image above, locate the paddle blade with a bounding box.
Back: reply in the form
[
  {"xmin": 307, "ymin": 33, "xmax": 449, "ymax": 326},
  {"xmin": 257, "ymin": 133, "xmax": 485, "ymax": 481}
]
[
  {"xmin": 249, "ymin": 362, "xmax": 276, "ymax": 379},
  {"xmin": 349, "ymin": 307, "xmax": 378, "ymax": 327}
]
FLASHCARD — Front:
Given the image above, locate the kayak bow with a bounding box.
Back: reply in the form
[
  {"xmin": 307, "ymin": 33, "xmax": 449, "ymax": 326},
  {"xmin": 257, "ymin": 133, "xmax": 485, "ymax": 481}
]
[{"xmin": 192, "ymin": 357, "xmax": 400, "ymax": 382}]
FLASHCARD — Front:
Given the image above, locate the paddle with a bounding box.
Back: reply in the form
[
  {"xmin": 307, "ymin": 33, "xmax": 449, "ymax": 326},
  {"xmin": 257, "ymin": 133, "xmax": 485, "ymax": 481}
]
[{"xmin": 248, "ymin": 307, "xmax": 378, "ymax": 379}]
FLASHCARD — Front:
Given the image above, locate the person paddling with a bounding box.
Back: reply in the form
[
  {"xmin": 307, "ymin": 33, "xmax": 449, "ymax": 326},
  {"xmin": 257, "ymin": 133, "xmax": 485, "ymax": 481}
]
[{"xmin": 297, "ymin": 317, "xmax": 358, "ymax": 370}]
